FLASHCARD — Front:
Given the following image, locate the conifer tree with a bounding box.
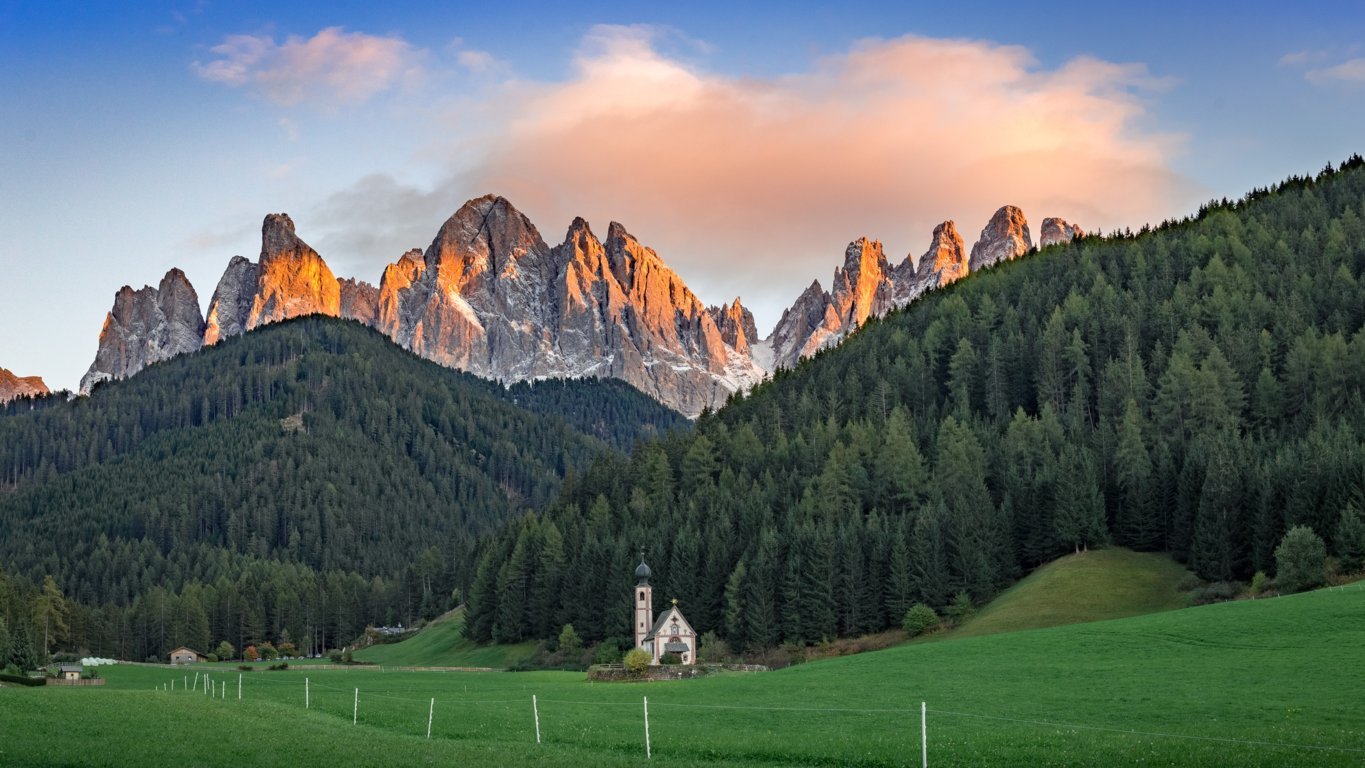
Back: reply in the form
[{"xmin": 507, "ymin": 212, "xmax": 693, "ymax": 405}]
[
  {"xmin": 910, "ymin": 503, "xmax": 950, "ymax": 607},
  {"xmin": 1335, "ymin": 503, "xmax": 1365, "ymax": 574},
  {"xmin": 32, "ymin": 576, "xmax": 68, "ymax": 658},
  {"xmin": 1114, "ymin": 399, "xmax": 1159, "ymax": 550},
  {"xmin": 1190, "ymin": 438, "xmax": 1247, "ymax": 581},
  {"xmin": 1054, "ymin": 445, "xmax": 1108, "ymax": 553},
  {"xmin": 885, "ymin": 520, "xmax": 914, "ymax": 621}
]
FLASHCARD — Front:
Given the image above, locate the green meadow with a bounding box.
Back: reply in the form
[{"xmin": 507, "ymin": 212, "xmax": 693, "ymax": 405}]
[{"xmin": 4, "ymin": 583, "xmax": 1365, "ymax": 766}]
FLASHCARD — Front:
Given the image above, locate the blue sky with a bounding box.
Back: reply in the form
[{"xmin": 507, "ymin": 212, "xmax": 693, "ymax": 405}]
[{"xmin": 3, "ymin": 1, "xmax": 1364, "ymax": 391}]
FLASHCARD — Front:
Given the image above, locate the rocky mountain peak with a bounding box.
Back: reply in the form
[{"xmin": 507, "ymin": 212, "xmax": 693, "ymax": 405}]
[
  {"xmin": 913, "ymin": 220, "xmax": 970, "ymax": 295},
  {"xmin": 427, "ymin": 194, "xmax": 551, "ymax": 297},
  {"xmin": 248, "ymin": 213, "xmax": 340, "ymax": 329},
  {"xmin": 0, "ymin": 367, "xmax": 49, "ymax": 403},
  {"xmin": 203, "ymin": 256, "xmax": 259, "ymax": 345},
  {"xmin": 1039, "ymin": 217, "xmax": 1085, "ymax": 247},
  {"xmin": 261, "ymin": 213, "xmax": 299, "ymax": 258},
  {"xmin": 833, "ymin": 237, "xmax": 894, "ymax": 327},
  {"xmin": 708, "ymin": 298, "xmax": 758, "ymax": 357},
  {"xmin": 767, "ymin": 278, "xmax": 842, "ymax": 371},
  {"xmin": 80, "ymin": 267, "xmax": 206, "ymax": 393},
  {"xmin": 968, "ymin": 205, "xmax": 1032, "ymax": 272}
]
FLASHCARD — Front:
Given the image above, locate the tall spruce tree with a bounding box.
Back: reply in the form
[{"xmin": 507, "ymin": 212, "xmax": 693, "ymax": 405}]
[{"xmin": 1054, "ymin": 445, "xmax": 1108, "ymax": 553}]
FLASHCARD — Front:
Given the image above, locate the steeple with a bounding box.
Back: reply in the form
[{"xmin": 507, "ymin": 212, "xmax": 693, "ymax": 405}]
[
  {"xmin": 635, "ymin": 550, "xmax": 652, "ymax": 585},
  {"xmin": 633, "ymin": 551, "xmax": 654, "ymax": 652}
]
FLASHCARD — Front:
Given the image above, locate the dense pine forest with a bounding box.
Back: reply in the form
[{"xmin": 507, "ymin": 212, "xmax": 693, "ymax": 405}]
[
  {"xmin": 464, "ymin": 158, "xmax": 1365, "ymax": 651},
  {"xmin": 0, "ymin": 318, "xmax": 683, "ymax": 662}
]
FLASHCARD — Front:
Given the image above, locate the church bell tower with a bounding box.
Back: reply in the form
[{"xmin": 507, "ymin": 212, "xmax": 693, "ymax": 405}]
[{"xmin": 633, "ymin": 553, "xmax": 653, "ymax": 651}]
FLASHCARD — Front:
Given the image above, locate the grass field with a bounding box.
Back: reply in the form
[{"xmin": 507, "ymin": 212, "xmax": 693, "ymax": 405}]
[
  {"xmin": 352, "ymin": 607, "xmax": 538, "ymax": 669},
  {"xmin": 950, "ymin": 548, "xmax": 1191, "ymax": 639},
  {"xmin": 4, "ymin": 583, "xmax": 1364, "ymax": 766}
]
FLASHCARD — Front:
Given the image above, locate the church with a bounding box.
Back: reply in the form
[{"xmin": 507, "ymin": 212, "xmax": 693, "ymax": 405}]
[{"xmin": 633, "ymin": 556, "xmax": 697, "ymax": 665}]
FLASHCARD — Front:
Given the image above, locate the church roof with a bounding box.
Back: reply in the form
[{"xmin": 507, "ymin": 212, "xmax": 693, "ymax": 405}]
[
  {"xmin": 644, "ymin": 605, "xmax": 694, "ymax": 641},
  {"xmin": 635, "ymin": 558, "xmax": 652, "ymax": 585}
]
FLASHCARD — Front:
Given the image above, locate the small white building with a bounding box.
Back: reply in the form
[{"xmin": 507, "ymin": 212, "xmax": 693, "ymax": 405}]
[{"xmin": 632, "ymin": 557, "xmax": 697, "ymax": 666}]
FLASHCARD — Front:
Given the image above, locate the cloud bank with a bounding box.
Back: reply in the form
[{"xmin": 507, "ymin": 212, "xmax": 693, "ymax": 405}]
[
  {"xmin": 463, "ymin": 27, "xmax": 1188, "ymax": 323},
  {"xmin": 194, "ymin": 27, "xmax": 427, "ymax": 106},
  {"xmin": 315, "ymin": 26, "xmax": 1193, "ymax": 330}
]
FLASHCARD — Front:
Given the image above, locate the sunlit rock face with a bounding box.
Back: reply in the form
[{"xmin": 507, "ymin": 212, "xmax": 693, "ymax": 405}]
[
  {"xmin": 374, "ymin": 197, "xmax": 763, "ymax": 417},
  {"xmin": 0, "ymin": 368, "xmax": 49, "ymax": 403},
  {"xmin": 247, "ymin": 214, "xmax": 341, "ymax": 329},
  {"xmin": 80, "ymin": 268, "xmax": 205, "ymax": 394},
  {"xmin": 968, "ymin": 205, "xmax": 1033, "ymax": 272},
  {"xmin": 339, "ymin": 278, "xmax": 379, "ymax": 327},
  {"xmin": 204, "ymin": 214, "xmax": 342, "ymax": 346},
  {"xmin": 708, "ymin": 299, "xmax": 758, "ymax": 358},
  {"xmin": 1039, "ymin": 217, "xmax": 1085, "ymax": 247},
  {"xmin": 913, "ymin": 221, "xmax": 970, "ymax": 295},
  {"xmin": 766, "ymin": 237, "xmax": 910, "ymax": 370}
]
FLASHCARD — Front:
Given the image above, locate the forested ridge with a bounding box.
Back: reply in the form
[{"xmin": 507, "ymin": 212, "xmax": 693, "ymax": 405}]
[
  {"xmin": 0, "ymin": 317, "xmax": 683, "ymax": 662},
  {"xmin": 464, "ymin": 157, "xmax": 1365, "ymax": 651}
]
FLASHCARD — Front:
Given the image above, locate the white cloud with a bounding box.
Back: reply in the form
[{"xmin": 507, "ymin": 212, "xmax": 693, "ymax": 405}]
[
  {"xmin": 193, "ymin": 27, "xmax": 429, "ymax": 107},
  {"xmin": 1306, "ymin": 57, "xmax": 1365, "ymax": 84}
]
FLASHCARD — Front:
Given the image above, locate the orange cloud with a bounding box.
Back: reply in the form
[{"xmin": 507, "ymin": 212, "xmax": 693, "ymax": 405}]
[
  {"xmin": 454, "ymin": 26, "xmax": 1194, "ymax": 330},
  {"xmin": 194, "ymin": 27, "xmax": 429, "ymax": 107}
]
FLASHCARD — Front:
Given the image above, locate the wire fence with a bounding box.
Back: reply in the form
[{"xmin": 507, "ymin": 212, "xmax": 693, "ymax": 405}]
[{"xmin": 151, "ymin": 668, "xmax": 1365, "ymax": 765}]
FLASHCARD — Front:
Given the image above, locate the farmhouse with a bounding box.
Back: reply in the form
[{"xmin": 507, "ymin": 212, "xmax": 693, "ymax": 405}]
[
  {"xmin": 169, "ymin": 647, "xmax": 202, "ymax": 665},
  {"xmin": 632, "ymin": 557, "xmax": 697, "ymax": 665}
]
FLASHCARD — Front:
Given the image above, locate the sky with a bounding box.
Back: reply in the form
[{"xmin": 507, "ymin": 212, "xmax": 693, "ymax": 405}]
[{"xmin": 3, "ymin": 1, "xmax": 1364, "ymax": 392}]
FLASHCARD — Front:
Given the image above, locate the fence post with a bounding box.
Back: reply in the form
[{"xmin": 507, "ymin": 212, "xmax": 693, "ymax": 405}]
[
  {"xmin": 921, "ymin": 701, "xmax": 927, "ymax": 768},
  {"xmin": 238, "ymin": 673, "xmax": 242, "ymax": 700},
  {"xmin": 192, "ymin": 672, "xmax": 198, "ymax": 692},
  {"xmin": 644, "ymin": 696, "xmax": 651, "ymax": 760},
  {"xmin": 353, "ymin": 687, "xmax": 358, "ymax": 726},
  {"xmin": 427, "ymin": 698, "xmax": 434, "ymax": 739},
  {"xmin": 532, "ymin": 694, "xmax": 541, "ymax": 744},
  {"xmin": 306, "ymin": 678, "xmax": 310, "ymax": 709}
]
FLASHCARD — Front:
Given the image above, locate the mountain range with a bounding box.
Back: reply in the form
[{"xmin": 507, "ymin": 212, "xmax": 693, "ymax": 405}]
[{"xmin": 75, "ymin": 197, "xmax": 1081, "ymax": 415}]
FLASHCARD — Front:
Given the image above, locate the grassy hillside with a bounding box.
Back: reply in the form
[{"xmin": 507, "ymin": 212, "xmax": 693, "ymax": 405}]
[
  {"xmin": 4, "ymin": 585, "xmax": 1363, "ymax": 766},
  {"xmin": 354, "ymin": 608, "xmax": 537, "ymax": 669},
  {"xmin": 951, "ymin": 547, "xmax": 1191, "ymax": 639}
]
